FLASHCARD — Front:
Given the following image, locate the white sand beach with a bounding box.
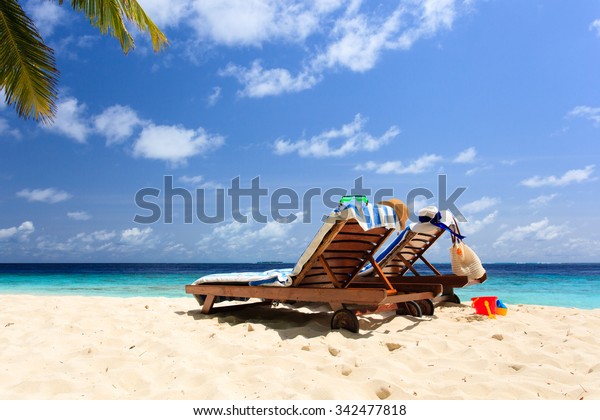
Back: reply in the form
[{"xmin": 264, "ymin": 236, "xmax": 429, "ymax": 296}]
[{"xmin": 1, "ymin": 294, "xmax": 599, "ymax": 400}]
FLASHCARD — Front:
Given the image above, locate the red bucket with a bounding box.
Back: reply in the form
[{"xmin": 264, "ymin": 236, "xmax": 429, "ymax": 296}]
[{"xmin": 471, "ymin": 296, "xmax": 497, "ymax": 316}]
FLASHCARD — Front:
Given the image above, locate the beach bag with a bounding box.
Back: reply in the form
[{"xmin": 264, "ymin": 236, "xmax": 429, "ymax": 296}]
[{"xmin": 449, "ymin": 220, "xmax": 486, "ymax": 282}]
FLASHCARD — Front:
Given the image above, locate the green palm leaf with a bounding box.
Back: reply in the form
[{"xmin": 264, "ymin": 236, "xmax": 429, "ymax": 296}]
[
  {"xmin": 1, "ymin": 1, "xmax": 168, "ymax": 124},
  {"xmin": 0, "ymin": 0, "xmax": 58, "ymax": 123},
  {"xmin": 64, "ymin": 0, "xmax": 168, "ymax": 53}
]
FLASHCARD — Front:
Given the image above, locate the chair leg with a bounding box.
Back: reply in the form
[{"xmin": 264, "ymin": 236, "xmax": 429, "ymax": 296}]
[
  {"xmin": 329, "ymin": 302, "xmax": 344, "ymax": 312},
  {"xmin": 201, "ymin": 294, "xmax": 217, "ymax": 314}
]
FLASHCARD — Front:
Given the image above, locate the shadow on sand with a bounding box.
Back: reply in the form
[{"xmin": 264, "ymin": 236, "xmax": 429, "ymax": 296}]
[{"xmin": 179, "ymin": 300, "xmax": 432, "ymax": 340}]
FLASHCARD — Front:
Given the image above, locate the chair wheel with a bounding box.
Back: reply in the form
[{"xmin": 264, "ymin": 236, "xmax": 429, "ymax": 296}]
[
  {"xmin": 449, "ymin": 293, "xmax": 461, "ymax": 304},
  {"xmin": 396, "ymin": 301, "xmax": 423, "ymax": 317},
  {"xmin": 416, "ymin": 299, "xmax": 435, "ymax": 316},
  {"xmin": 331, "ymin": 309, "xmax": 360, "ymax": 333}
]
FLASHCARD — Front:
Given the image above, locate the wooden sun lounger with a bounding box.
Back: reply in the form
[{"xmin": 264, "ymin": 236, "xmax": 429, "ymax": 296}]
[
  {"xmin": 374, "ymin": 223, "xmax": 487, "ymax": 305},
  {"xmin": 186, "ymin": 203, "xmax": 445, "ymax": 333}
]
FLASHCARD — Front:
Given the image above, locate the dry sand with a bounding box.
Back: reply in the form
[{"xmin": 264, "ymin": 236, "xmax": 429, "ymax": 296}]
[{"xmin": 1, "ymin": 294, "xmax": 599, "ymax": 400}]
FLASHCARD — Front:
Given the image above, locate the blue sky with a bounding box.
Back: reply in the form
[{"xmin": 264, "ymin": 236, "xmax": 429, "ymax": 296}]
[{"xmin": 1, "ymin": 0, "xmax": 599, "ymax": 263}]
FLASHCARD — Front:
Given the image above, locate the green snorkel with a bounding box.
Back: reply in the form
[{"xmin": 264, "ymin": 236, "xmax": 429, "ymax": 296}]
[{"xmin": 339, "ymin": 195, "xmax": 369, "ymax": 206}]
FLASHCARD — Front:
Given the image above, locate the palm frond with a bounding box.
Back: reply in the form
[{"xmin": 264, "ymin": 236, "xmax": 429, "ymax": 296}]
[
  {"xmin": 120, "ymin": 0, "xmax": 169, "ymax": 52},
  {"xmin": 0, "ymin": 0, "xmax": 58, "ymax": 123},
  {"xmin": 63, "ymin": 0, "xmax": 168, "ymax": 53}
]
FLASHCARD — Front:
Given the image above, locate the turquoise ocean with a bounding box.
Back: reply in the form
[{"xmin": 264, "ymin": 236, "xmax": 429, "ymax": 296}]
[{"xmin": 0, "ymin": 263, "xmax": 598, "ymax": 309}]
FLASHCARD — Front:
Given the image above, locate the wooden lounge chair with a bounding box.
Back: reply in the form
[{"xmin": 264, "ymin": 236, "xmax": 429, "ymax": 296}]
[
  {"xmin": 185, "ymin": 198, "xmax": 445, "ymax": 333},
  {"xmin": 361, "ymin": 207, "xmax": 487, "ymax": 309}
]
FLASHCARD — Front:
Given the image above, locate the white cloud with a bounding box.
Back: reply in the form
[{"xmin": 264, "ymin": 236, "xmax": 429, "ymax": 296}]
[
  {"xmin": 314, "ymin": 7, "xmax": 403, "ymax": 72},
  {"xmin": 30, "ymin": 93, "xmax": 225, "ymax": 164},
  {"xmin": 315, "ymin": 0, "xmax": 457, "ymax": 73},
  {"xmin": 494, "ymin": 218, "xmax": 563, "ymax": 246},
  {"xmin": 215, "ymin": 0, "xmax": 465, "ymax": 96},
  {"xmin": 74, "ymin": 230, "xmax": 116, "ymax": 243},
  {"xmin": 51, "ymin": 1, "xmax": 461, "ymax": 102},
  {"xmin": 0, "ymin": 117, "xmax": 21, "ymax": 138},
  {"xmin": 45, "ymin": 96, "xmax": 90, "ymax": 143},
  {"xmin": 356, "ymin": 154, "xmax": 443, "ymax": 175},
  {"xmin": 521, "ymin": 165, "xmax": 595, "ymax": 187},
  {"xmin": 221, "ymin": 61, "xmax": 320, "ymax": 97},
  {"xmin": 133, "ymin": 124, "xmax": 225, "ymax": 165},
  {"xmin": 17, "ymin": 188, "xmax": 71, "ymax": 204},
  {"xmin": 25, "ymin": 0, "xmax": 68, "ymax": 37},
  {"xmin": 528, "ymin": 193, "xmax": 558, "ymax": 208},
  {"xmin": 567, "ymin": 105, "xmax": 600, "ymax": 125},
  {"xmin": 139, "ymin": 0, "xmax": 349, "ymax": 48},
  {"xmin": 465, "ymin": 165, "xmax": 492, "ymax": 176},
  {"xmin": 179, "ymin": 175, "xmax": 205, "ymax": 185},
  {"xmin": 94, "ymin": 105, "xmax": 143, "ymax": 145},
  {"xmin": 274, "ymin": 114, "xmax": 399, "ymax": 158},
  {"xmin": 393, "ymin": 0, "xmax": 457, "ymax": 49},
  {"xmin": 53, "ymin": 35, "xmax": 98, "ymax": 61},
  {"xmin": 563, "ymin": 237, "xmax": 600, "ymax": 254},
  {"xmin": 67, "ymin": 211, "xmax": 92, "ymax": 221},
  {"xmin": 193, "ymin": 0, "xmax": 280, "ymax": 46},
  {"xmin": 163, "ymin": 242, "xmax": 193, "ymax": 257},
  {"xmin": 460, "ymin": 196, "xmax": 499, "ymax": 214},
  {"xmin": 590, "ymin": 19, "xmax": 600, "ymax": 37},
  {"xmin": 24, "ymin": 0, "xmax": 468, "ymax": 111},
  {"xmin": 461, "ymin": 210, "xmax": 497, "ymax": 235},
  {"xmin": 199, "ymin": 215, "xmax": 300, "ymax": 254},
  {"xmin": 0, "ymin": 221, "xmax": 34, "ymax": 240},
  {"xmin": 190, "ymin": 0, "xmax": 332, "ymax": 46},
  {"xmin": 138, "ymin": 0, "xmax": 192, "ymax": 27},
  {"xmin": 120, "ymin": 227, "xmax": 153, "ymax": 245},
  {"xmin": 37, "ymin": 95, "xmax": 224, "ymax": 164},
  {"xmin": 453, "ymin": 147, "xmax": 477, "ymax": 163},
  {"xmin": 35, "ymin": 237, "xmax": 73, "ymax": 253},
  {"xmin": 179, "ymin": 175, "xmax": 222, "ymax": 189},
  {"xmin": 35, "ymin": 227, "xmax": 157, "ymax": 255},
  {"xmin": 207, "ymin": 86, "xmax": 222, "ymax": 106},
  {"xmin": 19, "ymin": 220, "xmax": 34, "ymax": 233},
  {"xmin": 93, "ymin": 231, "xmax": 117, "ymax": 241}
]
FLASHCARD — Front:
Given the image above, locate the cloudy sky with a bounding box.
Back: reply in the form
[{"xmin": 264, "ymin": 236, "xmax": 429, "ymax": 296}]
[{"xmin": 1, "ymin": 0, "xmax": 599, "ymax": 263}]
